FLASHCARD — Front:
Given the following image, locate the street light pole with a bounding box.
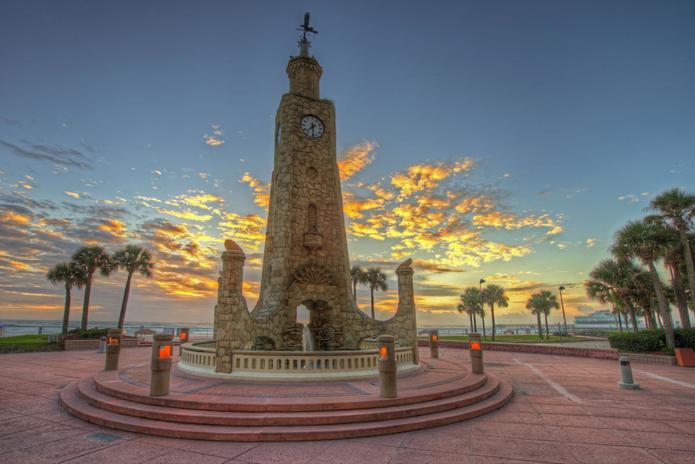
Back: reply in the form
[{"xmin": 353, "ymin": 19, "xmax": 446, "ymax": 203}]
[
  {"xmin": 559, "ymin": 286, "xmax": 567, "ymax": 336},
  {"xmin": 478, "ymin": 279, "xmax": 486, "ymax": 337}
]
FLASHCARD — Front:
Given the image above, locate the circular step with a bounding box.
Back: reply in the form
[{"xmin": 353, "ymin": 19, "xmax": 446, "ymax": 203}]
[{"xmin": 59, "ymin": 356, "xmax": 514, "ymax": 441}]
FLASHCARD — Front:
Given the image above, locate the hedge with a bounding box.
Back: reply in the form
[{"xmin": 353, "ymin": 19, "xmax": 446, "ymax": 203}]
[
  {"xmin": 66, "ymin": 327, "xmax": 110, "ymax": 339},
  {"xmin": 608, "ymin": 328, "xmax": 695, "ymax": 353}
]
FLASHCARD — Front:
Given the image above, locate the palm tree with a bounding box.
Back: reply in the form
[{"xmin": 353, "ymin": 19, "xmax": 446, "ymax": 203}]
[
  {"xmin": 526, "ymin": 294, "xmax": 545, "ymax": 340},
  {"xmin": 650, "ymin": 188, "xmax": 695, "ymax": 317},
  {"xmin": 460, "ymin": 287, "xmax": 483, "ymax": 333},
  {"xmin": 589, "ymin": 258, "xmax": 641, "ymax": 332},
  {"xmin": 112, "ymin": 245, "xmax": 154, "ymax": 329},
  {"xmin": 481, "ymin": 284, "xmax": 508, "ymax": 340},
  {"xmin": 72, "ymin": 246, "xmax": 112, "ymax": 331},
  {"xmin": 365, "ymin": 268, "xmax": 388, "ymax": 319},
  {"xmin": 526, "ymin": 291, "xmax": 559, "ymax": 339},
  {"xmin": 585, "ymin": 279, "xmax": 624, "ymax": 331},
  {"xmin": 612, "ymin": 220, "xmax": 675, "ymax": 349},
  {"xmin": 456, "ymin": 302, "xmax": 473, "ymax": 329},
  {"xmin": 350, "ymin": 265, "xmax": 368, "ymax": 300},
  {"xmin": 646, "ymin": 214, "xmax": 691, "ymax": 329},
  {"xmin": 46, "ymin": 262, "xmax": 86, "ymax": 334}
]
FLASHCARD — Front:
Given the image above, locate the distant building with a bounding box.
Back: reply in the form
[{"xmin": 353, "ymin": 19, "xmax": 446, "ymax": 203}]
[{"xmin": 574, "ymin": 310, "xmax": 643, "ymax": 331}]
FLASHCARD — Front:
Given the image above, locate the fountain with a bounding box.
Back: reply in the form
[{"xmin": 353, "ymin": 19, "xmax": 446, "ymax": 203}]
[{"xmin": 302, "ymin": 325, "xmax": 315, "ymax": 352}]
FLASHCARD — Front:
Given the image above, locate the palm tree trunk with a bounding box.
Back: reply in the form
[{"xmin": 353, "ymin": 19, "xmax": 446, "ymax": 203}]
[
  {"xmin": 536, "ymin": 313, "xmax": 542, "ymax": 339},
  {"xmin": 627, "ymin": 302, "xmax": 638, "ymax": 332},
  {"xmin": 468, "ymin": 312, "xmax": 473, "ymax": 331},
  {"xmin": 616, "ymin": 312, "xmax": 622, "ymax": 331},
  {"xmin": 481, "ymin": 313, "xmax": 486, "ymax": 337},
  {"xmin": 352, "ymin": 280, "xmax": 357, "ymax": 299},
  {"xmin": 370, "ymin": 287, "xmax": 375, "ymax": 320},
  {"xmin": 81, "ymin": 273, "xmax": 93, "ymax": 331},
  {"xmin": 544, "ymin": 313, "xmax": 550, "ymax": 339},
  {"xmin": 623, "ymin": 312, "xmax": 629, "ymax": 329},
  {"xmin": 678, "ymin": 226, "xmax": 695, "ymax": 314},
  {"xmin": 473, "ymin": 313, "xmax": 477, "ymax": 332},
  {"xmin": 118, "ymin": 272, "xmax": 133, "ymax": 329},
  {"xmin": 648, "ymin": 261, "xmax": 675, "ymax": 349},
  {"xmin": 62, "ymin": 285, "xmax": 71, "ymax": 334},
  {"xmin": 670, "ymin": 264, "xmax": 691, "ymax": 329},
  {"xmin": 490, "ymin": 304, "xmax": 496, "ymax": 341}
]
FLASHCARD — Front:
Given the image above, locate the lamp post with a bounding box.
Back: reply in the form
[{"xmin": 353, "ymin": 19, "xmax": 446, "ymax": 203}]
[
  {"xmin": 479, "ymin": 279, "xmax": 486, "ymax": 338},
  {"xmin": 377, "ymin": 334, "xmax": 397, "ymax": 398},
  {"xmin": 104, "ymin": 328, "xmax": 123, "ymax": 371},
  {"xmin": 179, "ymin": 327, "xmax": 190, "ymax": 355},
  {"xmin": 429, "ymin": 330, "xmax": 439, "ymax": 359},
  {"xmin": 150, "ymin": 333, "xmax": 174, "ymax": 397},
  {"xmin": 469, "ymin": 332, "xmax": 484, "ymax": 374},
  {"xmin": 558, "ymin": 286, "xmax": 568, "ymax": 336}
]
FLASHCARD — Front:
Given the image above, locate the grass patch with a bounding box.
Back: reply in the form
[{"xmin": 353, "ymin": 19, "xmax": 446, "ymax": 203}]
[
  {"xmin": 420, "ymin": 334, "xmax": 582, "ymax": 344},
  {"xmin": 0, "ymin": 334, "xmax": 62, "ymax": 353}
]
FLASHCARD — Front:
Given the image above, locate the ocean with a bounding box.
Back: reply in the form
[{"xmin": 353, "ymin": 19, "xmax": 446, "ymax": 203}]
[{"xmin": 0, "ymin": 319, "xmax": 214, "ymax": 337}]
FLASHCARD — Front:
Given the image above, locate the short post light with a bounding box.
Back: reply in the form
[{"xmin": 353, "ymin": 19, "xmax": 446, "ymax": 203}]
[
  {"xmin": 150, "ymin": 333, "xmax": 174, "ymax": 397},
  {"xmin": 178, "ymin": 327, "xmax": 190, "ymax": 355},
  {"xmin": 469, "ymin": 332, "xmax": 484, "ymax": 374},
  {"xmin": 618, "ymin": 356, "xmax": 639, "ymax": 390},
  {"xmin": 377, "ymin": 334, "xmax": 397, "ymax": 398},
  {"xmin": 429, "ymin": 329, "xmax": 439, "ymax": 359},
  {"xmin": 104, "ymin": 329, "xmax": 123, "ymax": 371},
  {"xmin": 97, "ymin": 336, "xmax": 106, "ymax": 353}
]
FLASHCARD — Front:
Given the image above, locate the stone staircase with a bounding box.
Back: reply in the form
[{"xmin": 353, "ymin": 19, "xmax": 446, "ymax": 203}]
[{"xmin": 60, "ymin": 359, "xmax": 513, "ymax": 441}]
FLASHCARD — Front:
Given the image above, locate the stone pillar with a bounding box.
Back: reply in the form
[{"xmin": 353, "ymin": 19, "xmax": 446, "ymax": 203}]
[
  {"xmin": 214, "ymin": 239, "xmax": 249, "ymax": 374},
  {"xmin": 395, "ymin": 259, "xmax": 418, "ymax": 364},
  {"xmin": 469, "ymin": 333, "xmax": 484, "ymax": 374},
  {"xmin": 104, "ymin": 329, "xmax": 123, "ymax": 371},
  {"xmin": 150, "ymin": 334, "xmax": 173, "ymax": 397},
  {"xmin": 377, "ymin": 335, "xmax": 397, "ymax": 398},
  {"xmin": 429, "ymin": 329, "xmax": 439, "ymax": 359}
]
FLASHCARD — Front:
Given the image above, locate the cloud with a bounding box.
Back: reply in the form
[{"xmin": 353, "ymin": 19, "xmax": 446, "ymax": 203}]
[
  {"xmin": 585, "ymin": 238, "xmax": 596, "ymax": 248},
  {"xmin": 391, "ymin": 159, "xmax": 473, "ymax": 199},
  {"xmin": 471, "ymin": 211, "xmax": 563, "ymax": 235},
  {"xmin": 203, "ymin": 124, "xmax": 225, "ymax": 147},
  {"xmin": 64, "ymin": 191, "xmax": 81, "ymax": 199},
  {"xmin": 240, "ymin": 173, "xmax": 270, "ymax": 209},
  {"xmin": 337, "ymin": 141, "xmax": 376, "ymax": 181},
  {"xmin": 0, "ymin": 139, "xmax": 92, "ymax": 169}
]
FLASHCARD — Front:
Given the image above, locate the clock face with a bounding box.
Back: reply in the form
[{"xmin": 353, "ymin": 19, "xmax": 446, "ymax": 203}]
[{"xmin": 300, "ymin": 115, "xmax": 324, "ymax": 138}]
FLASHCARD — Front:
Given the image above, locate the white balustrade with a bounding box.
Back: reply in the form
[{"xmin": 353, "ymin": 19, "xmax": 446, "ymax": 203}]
[{"xmin": 179, "ymin": 341, "xmax": 417, "ymax": 379}]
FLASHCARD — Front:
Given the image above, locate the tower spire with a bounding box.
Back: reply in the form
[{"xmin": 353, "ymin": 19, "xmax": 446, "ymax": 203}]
[{"xmin": 296, "ymin": 12, "xmax": 318, "ymax": 57}]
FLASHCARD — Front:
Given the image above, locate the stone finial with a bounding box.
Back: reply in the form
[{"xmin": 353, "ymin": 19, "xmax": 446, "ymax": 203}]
[
  {"xmin": 396, "ymin": 258, "xmax": 413, "ymax": 274},
  {"xmin": 224, "ymin": 239, "xmax": 242, "ymax": 252}
]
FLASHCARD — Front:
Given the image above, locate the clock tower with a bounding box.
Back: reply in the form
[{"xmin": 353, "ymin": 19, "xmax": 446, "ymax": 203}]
[{"xmin": 213, "ymin": 16, "xmax": 417, "ymax": 370}]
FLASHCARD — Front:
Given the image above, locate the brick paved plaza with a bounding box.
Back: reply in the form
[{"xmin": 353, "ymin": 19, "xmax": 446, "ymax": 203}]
[{"xmin": 1, "ymin": 347, "xmax": 695, "ymax": 463}]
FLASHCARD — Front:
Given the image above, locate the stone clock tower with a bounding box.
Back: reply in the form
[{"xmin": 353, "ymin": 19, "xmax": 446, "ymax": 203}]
[{"xmin": 213, "ymin": 19, "xmax": 417, "ymax": 372}]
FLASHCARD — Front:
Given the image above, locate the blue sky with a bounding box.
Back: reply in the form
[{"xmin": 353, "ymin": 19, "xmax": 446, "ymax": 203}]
[{"xmin": 1, "ymin": 0, "xmax": 694, "ymax": 326}]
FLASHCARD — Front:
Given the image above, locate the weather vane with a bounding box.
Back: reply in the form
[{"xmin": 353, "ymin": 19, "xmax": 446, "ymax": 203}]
[{"xmin": 297, "ymin": 12, "xmax": 318, "ymax": 57}]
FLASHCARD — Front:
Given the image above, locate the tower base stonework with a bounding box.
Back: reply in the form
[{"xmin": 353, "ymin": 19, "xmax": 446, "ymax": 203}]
[{"xmin": 214, "ymin": 241, "xmax": 417, "ymax": 373}]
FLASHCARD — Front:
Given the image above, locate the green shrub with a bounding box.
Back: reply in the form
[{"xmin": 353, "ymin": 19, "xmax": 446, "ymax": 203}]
[
  {"xmin": 609, "ymin": 330, "xmax": 664, "ymax": 352},
  {"xmin": 609, "ymin": 328, "xmax": 695, "ymax": 353},
  {"xmin": 67, "ymin": 327, "xmax": 109, "ymax": 339}
]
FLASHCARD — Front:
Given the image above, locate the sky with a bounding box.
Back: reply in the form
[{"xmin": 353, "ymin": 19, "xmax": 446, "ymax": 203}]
[{"xmin": 1, "ymin": 0, "xmax": 694, "ymax": 327}]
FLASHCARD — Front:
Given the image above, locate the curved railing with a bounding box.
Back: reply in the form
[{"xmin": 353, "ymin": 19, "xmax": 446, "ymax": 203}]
[
  {"xmin": 179, "ymin": 340, "xmax": 417, "ymax": 379},
  {"xmin": 180, "ymin": 341, "xmax": 216, "ymax": 370}
]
